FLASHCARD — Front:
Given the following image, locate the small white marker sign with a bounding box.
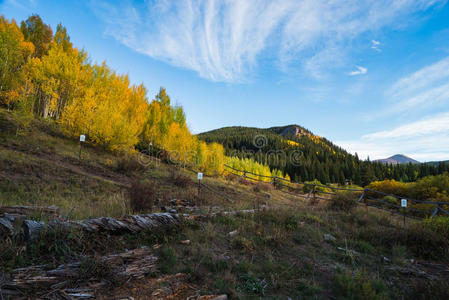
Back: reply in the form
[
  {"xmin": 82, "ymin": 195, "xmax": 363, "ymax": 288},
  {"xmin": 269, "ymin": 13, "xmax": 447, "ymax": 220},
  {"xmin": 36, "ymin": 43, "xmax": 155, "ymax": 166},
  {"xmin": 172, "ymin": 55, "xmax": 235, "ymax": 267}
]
[
  {"xmin": 197, "ymin": 172, "xmax": 203, "ymax": 180},
  {"xmin": 80, "ymin": 135, "xmax": 86, "ymax": 142},
  {"xmin": 401, "ymin": 199, "xmax": 407, "ymax": 208}
]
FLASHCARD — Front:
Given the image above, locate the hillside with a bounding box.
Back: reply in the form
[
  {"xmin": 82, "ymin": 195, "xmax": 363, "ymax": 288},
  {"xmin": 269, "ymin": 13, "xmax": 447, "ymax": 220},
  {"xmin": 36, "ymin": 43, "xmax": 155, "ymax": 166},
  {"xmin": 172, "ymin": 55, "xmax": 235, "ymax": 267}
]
[
  {"xmin": 199, "ymin": 125, "xmax": 356, "ymax": 184},
  {"xmin": 199, "ymin": 125, "xmax": 449, "ymax": 185},
  {"xmin": 2, "ymin": 108, "xmax": 449, "ymax": 299},
  {"xmin": 426, "ymin": 160, "xmax": 449, "ymax": 166},
  {"xmin": 374, "ymin": 154, "xmax": 420, "ymax": 164}
]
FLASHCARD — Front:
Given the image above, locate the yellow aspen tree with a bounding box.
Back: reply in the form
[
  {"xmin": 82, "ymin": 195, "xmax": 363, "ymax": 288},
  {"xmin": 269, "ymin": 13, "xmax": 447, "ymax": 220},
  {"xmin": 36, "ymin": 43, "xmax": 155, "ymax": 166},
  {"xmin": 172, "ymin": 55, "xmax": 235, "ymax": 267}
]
[{"xmin": 0, "ymin": 16, "xmax": 34, "ymax": 109}]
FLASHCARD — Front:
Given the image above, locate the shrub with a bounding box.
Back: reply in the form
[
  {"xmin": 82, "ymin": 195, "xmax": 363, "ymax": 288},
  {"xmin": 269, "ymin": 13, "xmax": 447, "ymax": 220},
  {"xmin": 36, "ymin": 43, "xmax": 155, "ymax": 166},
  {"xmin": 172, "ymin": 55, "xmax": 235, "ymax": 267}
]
[
  {"xmin": 404, "ymin": 223, "xmax": 448, "ymax": 260},
  {"xmin": 366, "ymin": 180, "xmax": 409, "ymax": 198},
  {"xmin": 115, "ymin": 155, "xmax": 145, "ymax": 174},
  {"xmin": 422, "ymin": 216, "xmax": 449, "ymax": 235},
  {"xmin": 303, "ymin": 179, "xmax": 331, "ymax": 193},
  {"xmin": 407, "ymin": 279, "xmax": 449, "ymax": 300},
  {"xmin": 128, "ymin": 180, "xmax": 155, "ymax": 212},
  {"xmin": 333, "ymin": 270, "xmax": 388, "ymax": 300},
  {"xmin": 411, "ymin": 173, "xmax": 449, "ymax": 201},
  {"xmin": 382, "ymin": 195, "xmax": 398, "ymax": 205},
  {"xmin": 252, "ymin": 182, "xmax": 272, "ymax": 193},
  {"xmin": 237, "ymin": 273, "xmax": 267, "ymax": 296},
  {"xmin": 329, "ymin": 192, "xmax": 358, "ymax": 211},
  {"xmin": 157, "ymin": 245, "xmax": 177, "ymax": 274},
  {"xmin": 170, "ymin": 170, "xmax": 191, "ymax": 187}
]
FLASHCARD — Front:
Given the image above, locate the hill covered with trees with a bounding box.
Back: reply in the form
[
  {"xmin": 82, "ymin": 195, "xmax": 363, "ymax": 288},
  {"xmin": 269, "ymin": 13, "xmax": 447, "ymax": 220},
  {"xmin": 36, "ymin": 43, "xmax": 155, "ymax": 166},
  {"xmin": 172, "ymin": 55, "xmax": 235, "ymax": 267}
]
[
  {"xmin": 1, "ymin": 14, "xmax": 295, "ymax": 181},
  {"xmin": 199, "ymin": 125, "xmax": 449, "ymax": 186},
  {"xmin": 0, "ymin": 14, "xmax": 228, "ymax": 175}
]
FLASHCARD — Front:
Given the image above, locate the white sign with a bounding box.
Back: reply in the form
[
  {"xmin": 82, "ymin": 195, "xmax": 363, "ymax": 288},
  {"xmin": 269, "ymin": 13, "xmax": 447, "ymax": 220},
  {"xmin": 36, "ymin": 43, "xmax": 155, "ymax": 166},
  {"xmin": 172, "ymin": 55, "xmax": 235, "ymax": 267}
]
[
  {"xmin": 401, "ymin": 199, "xmax": 407, "ymax": 208},
  {"xmin": 79, "ymin": 135, "xmax": 86, "ymax": 142},
  {"xmin": 197, "ymin": 172, "xmax": 203, "ymax": 180}
]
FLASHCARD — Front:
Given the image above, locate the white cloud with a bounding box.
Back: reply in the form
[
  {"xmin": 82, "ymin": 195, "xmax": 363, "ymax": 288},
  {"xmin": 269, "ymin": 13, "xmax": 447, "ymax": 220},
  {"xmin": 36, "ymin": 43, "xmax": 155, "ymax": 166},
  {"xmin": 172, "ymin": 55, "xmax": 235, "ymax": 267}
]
[
  {"xmin": 371, "ymin": 39, "xmax": 382, "ymax": 51},
  {"xmin": 348, "ymin": 66, "xmax": 367, "ymax": 76},
  {"xmin": 389, "ymin": 56, "xmax": 449, "ymax": 98},
  {"xmin": 90, "ymin": 0, "xmax": 444, "ymax": 82},
  {"xmin": 364, "ymin": 112, "xmax": 449, "ymax": 139},
  {"xmin": 338, "ymin": 112, "xmax": 449, "ymax": 161},
  {"xmin": 363, "ymin": 55, "xmax": 449, "ymax": 121},
  {"xmin": 381, "ymin": 55, "xmax": 449, "ymax": 115}
]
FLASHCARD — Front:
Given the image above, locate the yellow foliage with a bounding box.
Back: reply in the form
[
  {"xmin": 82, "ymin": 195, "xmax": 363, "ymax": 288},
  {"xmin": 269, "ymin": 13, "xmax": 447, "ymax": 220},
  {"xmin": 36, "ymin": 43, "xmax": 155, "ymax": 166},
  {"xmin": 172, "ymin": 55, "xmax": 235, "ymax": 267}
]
[
  {"xmin": 366, "ymin": 179, "xmax": 409, "ymax": 197},
  {"xmin": 286, "ymin": 140, "xmax": 299, "ymax": 147},
  {"xmin": 60, "ymin": 63, "xmax": 149, "ymax": 151},
  {"xmin": 0, "ymin": 16, "xmax": 34, "ymax": 107},
  {"xmin": 226, "ymin": 156, "xmax": 290, "ymax": 183},
  {"xmin": 27, "ymin": 39, "xmax": 88, "ymax": 118},
  {"xmin": 1, "ymin": 15, "xmax": 226, "ymax": 174}
]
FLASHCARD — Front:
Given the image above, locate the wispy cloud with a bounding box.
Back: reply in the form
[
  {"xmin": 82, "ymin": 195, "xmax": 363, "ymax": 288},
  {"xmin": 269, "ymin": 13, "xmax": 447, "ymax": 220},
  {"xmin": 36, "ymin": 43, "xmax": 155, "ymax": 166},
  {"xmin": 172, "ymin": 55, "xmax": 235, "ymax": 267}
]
[
  {"xmin": 338, "ymin": 112, "xmax": 449, "ymax": 161},
  {"xmin": 386, "ymin": 56, "xmax": 449, "ymax": 114},
  {"xmin": 348, "ymin": 66, "xmax": 367, "ymax": 76},
  {"xmin": 371, "ymin": 39, "xmax": 382, "ymax": 51},
  {"xmin": 90, "ymin": 0, "xmax": 444, "ymax": 82},
  {"xmin": 1, "ymin": 0, "xmax": 36, "ymax": 11}
]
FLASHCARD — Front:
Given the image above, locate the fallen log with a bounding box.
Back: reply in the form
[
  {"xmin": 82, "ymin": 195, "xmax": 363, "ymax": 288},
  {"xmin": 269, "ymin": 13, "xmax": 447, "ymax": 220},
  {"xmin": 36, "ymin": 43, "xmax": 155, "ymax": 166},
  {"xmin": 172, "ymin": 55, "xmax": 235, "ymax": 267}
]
[
  {"xmin": 0, "ymin": 247, "xmax": 157, "ymax": 296},
  {"xmin": 22, "ymin": 212, "xmax": 181, "ymax": 242},
  {"xmin": 1, "ymin": 208, "xmax": 264, "ymax": 242},
  {"xmin": 0, "ymin": 213, "xmax": 180, "ymax": 242},
  {"xmin": 0, "ymin": 205, "xmax": 59, "ymax": 216},
  {"xmin": 0, "ymin": 213, "xmax": 22, "ymax": 236}
]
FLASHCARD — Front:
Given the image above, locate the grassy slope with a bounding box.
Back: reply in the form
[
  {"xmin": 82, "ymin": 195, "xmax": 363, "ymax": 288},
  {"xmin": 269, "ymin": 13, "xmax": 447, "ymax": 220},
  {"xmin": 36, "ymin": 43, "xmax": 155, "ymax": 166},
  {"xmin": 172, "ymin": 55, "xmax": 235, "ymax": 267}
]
[{"xmin": 1, "ymin": 108, "xmax": 449, "ymax": 299}]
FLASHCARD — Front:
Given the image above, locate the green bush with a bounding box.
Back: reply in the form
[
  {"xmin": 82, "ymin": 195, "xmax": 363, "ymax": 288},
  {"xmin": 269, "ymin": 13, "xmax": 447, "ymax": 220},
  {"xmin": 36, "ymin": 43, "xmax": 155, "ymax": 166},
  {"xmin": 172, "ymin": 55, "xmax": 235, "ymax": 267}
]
[
  {"xmin": 422, "ymin": 216, "xmax": 449, "ymax": 235},
  {"xmin": 303, "ymin": 179, "xmax": 332, "ymax": 193},
  {"xmin": 157, "ymin": 245, "xmax": 177, "ymax": 274},
  {"xmin": 411, "ymin": 173, "xmax": 449, "ymax": 201},
  {"xmin": 382, "ymin": 195, "xmax": 398, "ymax": 205},
  {"xmin": 237, "ymin": 273, "xmax": 267, "ymax": 296},
  {"xmin": 334, "ymin": 270, "xmax": 388, "ymax": 300}
]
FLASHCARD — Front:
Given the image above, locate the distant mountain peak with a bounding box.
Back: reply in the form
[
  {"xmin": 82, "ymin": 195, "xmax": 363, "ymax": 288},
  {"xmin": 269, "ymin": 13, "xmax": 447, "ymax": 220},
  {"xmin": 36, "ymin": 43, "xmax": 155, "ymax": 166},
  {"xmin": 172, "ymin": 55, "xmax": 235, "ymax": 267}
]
[
  {"xmin": 374, "ymin": 154, "xmax": 420, "ymax": 164},
  {"xmin": 279, "ymin": 125, "xmax": 304, "ymax": 137}
]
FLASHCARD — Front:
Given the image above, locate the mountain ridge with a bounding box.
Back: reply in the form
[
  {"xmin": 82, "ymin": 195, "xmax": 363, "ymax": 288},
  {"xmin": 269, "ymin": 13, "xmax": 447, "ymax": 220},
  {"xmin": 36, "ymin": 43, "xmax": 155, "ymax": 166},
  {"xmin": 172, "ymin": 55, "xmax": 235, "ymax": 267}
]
[
  {"xmin": 374, "ymin": 154, "xmax": 420, "ymax": 165},
  {"xmin": 199, "ymin": 124, "xmax": 449, "ymax": 185}
]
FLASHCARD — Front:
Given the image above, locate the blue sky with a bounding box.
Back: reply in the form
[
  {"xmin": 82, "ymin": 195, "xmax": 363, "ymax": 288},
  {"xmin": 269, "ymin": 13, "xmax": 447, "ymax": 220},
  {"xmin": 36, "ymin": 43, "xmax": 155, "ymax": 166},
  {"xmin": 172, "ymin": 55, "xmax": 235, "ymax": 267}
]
[{"xmin": 2, "ymin": 0, "xmax": 449, "ymax": 161}]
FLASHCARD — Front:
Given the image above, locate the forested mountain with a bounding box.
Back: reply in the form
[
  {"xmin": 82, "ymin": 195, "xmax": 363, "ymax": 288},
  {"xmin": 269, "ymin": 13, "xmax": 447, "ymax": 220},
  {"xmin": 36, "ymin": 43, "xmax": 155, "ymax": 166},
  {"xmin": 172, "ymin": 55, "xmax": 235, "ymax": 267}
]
[
  {"xmin": 199, "ymin": 125, "xmax": 449, "ymax": 186},
  {"xmin": 426, "ymin": 160, "xmax": 449, "ymax": 166}
]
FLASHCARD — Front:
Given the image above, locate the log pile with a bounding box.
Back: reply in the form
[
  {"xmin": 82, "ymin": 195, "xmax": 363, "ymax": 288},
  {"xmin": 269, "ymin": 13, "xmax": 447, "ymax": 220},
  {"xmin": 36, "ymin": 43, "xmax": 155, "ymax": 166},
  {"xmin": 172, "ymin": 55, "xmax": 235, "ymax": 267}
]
[{"xmin": 0, "ymin": 247, "xmax": 158, "ymax": 298}]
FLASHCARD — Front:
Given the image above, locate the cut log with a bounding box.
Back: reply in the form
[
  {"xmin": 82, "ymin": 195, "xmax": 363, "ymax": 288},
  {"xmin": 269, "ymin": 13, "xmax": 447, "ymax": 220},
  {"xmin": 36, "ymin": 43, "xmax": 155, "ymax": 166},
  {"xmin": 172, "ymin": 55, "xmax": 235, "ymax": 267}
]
[
  {"xmin": 21, "ymin": 212, "xmax": 180, "ymax": 242},
  {"xmin": 0, "ymin": 213, "xmax": 23, "ymax": 236},
  {"xmin": 2, "ymin": 208, "xmax": 264, "ymax": 241},
  {"xmin": 0, "ymin": 247, "xmax": 157, "ymax": 296},
  {"xmin": 0, "ymin": 205, "xmax": 59, "ymax": 216}
]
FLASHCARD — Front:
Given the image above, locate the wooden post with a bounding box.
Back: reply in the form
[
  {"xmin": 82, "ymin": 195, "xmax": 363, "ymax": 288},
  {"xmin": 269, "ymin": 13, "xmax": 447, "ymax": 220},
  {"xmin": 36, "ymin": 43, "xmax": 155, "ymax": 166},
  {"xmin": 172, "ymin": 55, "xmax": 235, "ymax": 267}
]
[
  {"xmin": 197, "ymin": 172, "xmax": 203, "ymax": 199},
  {"xmin": 78, "ymin": 135, "xmax": 85, "ymax": 161},
  {"xmin": 431, "ymin": 205, "xmax": 439, "ymax": 218},
  {"xmin": 357, "ymin": 189, "xmax": 366, "ymax": 203},
  {"xmin": 78, "ymin": 141, "xmax": 82, "ymax": 160},
  {"xmin": 312, "ymin": 185, "xmax": 316, "ymax": 202},
  {"xmin": 403, "ymin": 208, "xmax": 406, "ymax": 226},
  {"xmin": 304, "ymin": 186, "xmax": 314, "ymax": 203}
]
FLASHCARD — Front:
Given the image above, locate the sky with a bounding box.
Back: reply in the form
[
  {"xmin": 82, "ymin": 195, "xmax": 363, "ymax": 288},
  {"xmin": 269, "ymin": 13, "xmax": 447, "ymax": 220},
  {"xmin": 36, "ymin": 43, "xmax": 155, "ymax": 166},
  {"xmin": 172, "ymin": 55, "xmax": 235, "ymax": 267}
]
[{"xmin": 1, "ymin": 0, "xmax": 449, "ymax": 162}]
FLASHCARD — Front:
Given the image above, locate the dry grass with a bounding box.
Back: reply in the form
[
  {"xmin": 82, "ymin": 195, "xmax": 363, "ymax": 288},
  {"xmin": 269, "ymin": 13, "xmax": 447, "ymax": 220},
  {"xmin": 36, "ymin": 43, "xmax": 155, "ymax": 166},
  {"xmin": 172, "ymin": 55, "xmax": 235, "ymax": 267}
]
[{"xmin": 2, "ymin": 108, "xmax": 449, "ymax": 299}]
